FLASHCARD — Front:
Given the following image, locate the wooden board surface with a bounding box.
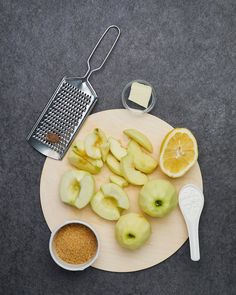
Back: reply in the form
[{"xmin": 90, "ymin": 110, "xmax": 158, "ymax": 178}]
[{"xmin": 40, "ymin": 109, "xmax": 203, "ymax": 272}]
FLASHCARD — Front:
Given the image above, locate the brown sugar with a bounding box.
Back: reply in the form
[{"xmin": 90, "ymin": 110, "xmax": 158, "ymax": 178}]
[{"xmin": 54, "ymin": 224, "xmax": 98, "ymax": 264}]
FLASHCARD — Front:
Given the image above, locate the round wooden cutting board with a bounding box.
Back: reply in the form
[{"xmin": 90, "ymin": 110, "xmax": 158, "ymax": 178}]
[{"xmin": 40, "ymin": 109, "xmax": 203, "ymax": 272}]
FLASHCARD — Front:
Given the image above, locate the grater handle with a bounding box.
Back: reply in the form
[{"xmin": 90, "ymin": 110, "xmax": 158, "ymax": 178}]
[{"xmin": 83, "ymin": 25, "xmax": 121, "ymax": 80}]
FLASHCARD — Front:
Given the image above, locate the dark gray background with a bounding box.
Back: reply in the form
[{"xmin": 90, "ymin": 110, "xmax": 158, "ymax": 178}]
[{"xmin": 0, "ymin": 0, "xmax": 235, "ymax": 294}]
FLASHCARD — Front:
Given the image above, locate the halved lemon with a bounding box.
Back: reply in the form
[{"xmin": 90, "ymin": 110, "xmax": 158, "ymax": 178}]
[{"xmin": 159, "ymin": 128, "xmax": 198, "ymax": 178}]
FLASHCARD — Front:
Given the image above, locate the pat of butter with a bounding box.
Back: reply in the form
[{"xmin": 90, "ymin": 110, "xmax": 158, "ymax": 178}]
[{"xmin": 128, "ymin": 82, "xmax": 152, "ymax": 108}]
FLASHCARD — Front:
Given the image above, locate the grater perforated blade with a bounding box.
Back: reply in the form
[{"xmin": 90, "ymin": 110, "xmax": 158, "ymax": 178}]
[{"xmin": 27, "ymin": 25, "xmax": 120, "ymax": 160}]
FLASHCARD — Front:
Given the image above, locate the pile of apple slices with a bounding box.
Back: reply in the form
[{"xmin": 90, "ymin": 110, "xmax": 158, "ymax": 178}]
[
  {"xmin": 59, "ymin": 128, "xmax": 177, "ymax": 250},
  {"xmin": 67, "ymin": 127, "xmax": 158, "ymax": 184},
  {"xmin": 108, "ymin": 129, "xmax": 158, "ymax": 185},
  {"xmin": 60, "ymin": 127, "xmax": 158, "ymax": 210},
  {"xmin": 68, "ymin": 128, "xmax": 108, "ymax": 174}
]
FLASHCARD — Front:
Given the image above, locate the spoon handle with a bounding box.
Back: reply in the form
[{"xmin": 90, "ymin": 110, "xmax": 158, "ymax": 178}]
[{"xmin": 187, "ymin": 221, "xmax": 200, "ymax": 261}]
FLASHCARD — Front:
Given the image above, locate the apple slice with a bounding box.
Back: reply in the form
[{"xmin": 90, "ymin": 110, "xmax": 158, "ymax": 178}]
[
  {"xmin": 68, "ymin": 149, "xmax": 101, "ymax": 174},
  {"xmin": 91, "ymin": 159, "xmax": 103, "ymax": 168},
  {"xmin": 108, "ymin": 137, "xmax": 127, "ymax": 161},
  {"xmin": 106, "ymin": 154, "xmax": 123, "ymax": 176},
  {"xmin": 101, "ymin": 183, "xmax": 129, "ymax": 210},
  {"xmin": 94, "ymin": 128, "xmax": 110, "ymax": 161},
  {"xmin": 100, "ymin": 142, "xmax": 110, "ymax": 162},
  {"xmin": 90, "ymin": 191, "xmax": 120, "ymax": 221},
  {"xmin": 69, "ymin": 140, "xmax": 103, "ymax": 173},
  {"xmin": 127, "ymin": 141, "xmax": 157, "ymax": 173},
  {"xmin": 72, "ymin": 139, "xmax": 86, "ymax": 155},
  {"xmin": 110, "ymin": 175, "xmax": 128, "ymax": 187},
  {"xmin": 60, "ymin": 170, "xmax": 95, "ymax": 209},
  {"xmin": 74, "ymin": 174, "xmax": 95, "ymax": 209},
  {"xmin": 91, "ymin": 183, "xmax": 129, "ymax": 221},
  {"xmin": 120, "ymin": 155, "xmax": 148, "ymax": 185},
  {"xmin": 60, "ymin": 170, "xmax": 85, "ymax": 205},
  {"xmin": 84, "ymin": 132, "xmax": 102, "ymax": 159},
  {"xmin": 124, "ymin": 129, "xmax": 153, "ymax": 153}
]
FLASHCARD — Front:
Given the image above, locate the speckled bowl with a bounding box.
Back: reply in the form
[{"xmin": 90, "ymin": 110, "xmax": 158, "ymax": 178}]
[{"xmin": 49, "ymin": 220, "xmax": 100, "ymax": 271}]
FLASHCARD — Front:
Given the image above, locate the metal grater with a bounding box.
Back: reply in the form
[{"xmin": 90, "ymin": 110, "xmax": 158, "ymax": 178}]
[{"xmin": 27, "ymin": 25, "xmax": 120, "ymax": 160}]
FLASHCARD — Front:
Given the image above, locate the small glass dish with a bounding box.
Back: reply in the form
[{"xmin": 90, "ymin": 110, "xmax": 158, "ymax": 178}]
[
  {"xmin": 121, "ymin": 80, "xmax": 157, "ymax": 113},
  {"xmin": 49, "ymin": 220, "xmax": 100, "ymax": 271}
]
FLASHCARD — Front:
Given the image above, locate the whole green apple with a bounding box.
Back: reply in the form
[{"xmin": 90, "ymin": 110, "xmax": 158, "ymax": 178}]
[
  {"xmin": 139, "ymin": 179, "xmax": 177, "ymax": 217},
  {"xmin": 115, "ymin": 213, "xmax": 151, "ymax": 250}
]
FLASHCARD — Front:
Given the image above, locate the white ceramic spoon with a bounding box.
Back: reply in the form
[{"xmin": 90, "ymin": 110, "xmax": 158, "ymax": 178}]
[{"xmin": 179, "ymin": 184, "xmax": 204, "ymax": 261}]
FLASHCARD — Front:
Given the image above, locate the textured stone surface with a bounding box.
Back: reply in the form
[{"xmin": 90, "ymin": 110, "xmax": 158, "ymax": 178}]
[{"xmin": 0, "ymin": 0, "xmax": 235, "ymax": 294}]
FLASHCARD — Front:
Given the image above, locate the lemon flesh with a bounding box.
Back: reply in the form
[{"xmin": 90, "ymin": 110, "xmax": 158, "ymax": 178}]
[{"xmin": 159, "ymin": 128, "xmax": 198, "ymax": 178}]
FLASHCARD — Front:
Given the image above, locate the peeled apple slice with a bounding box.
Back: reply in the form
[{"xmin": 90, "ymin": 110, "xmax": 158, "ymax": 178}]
[
  {"xmin": 84, "ymin": 133, "xmax": 102, "ymax": 159},
  {"xmin": 90, "ymin": 183, "xmax": 129, "ymax": 221},
  {"xmin": 101, "ymin": 183, "xmax": 129, "ymax": 210},
  {"xmin": 159, "ymin": 128, "xmax": 198, "ymax": 178},
  {"xmin": 123, "ymin": 129, "xmax": 153, "ymax": 153},
  {"xmin": 110, "ymin": 175, "xmax": 128, "ymax": 187},
  {"xmin": 106, "ymin": 154, "xmax": 123, "ymax": 176},
  {"xmin": 120, "ymin": 154, "xmax": 148, "ymax": 185},
  {"xmin": 59, "ymin": 170, "xmax": 95, "ymax": 209},
  {"xmin": 127, "ymin": 141, "xmax": 157, "ymax": 174},
  {"xmin": 68, "ymin": 148, "xmax": 101, "ymax": 174},
  {"xmin": 108, "ymin": 137, "xmax": 127, "ymax": 161},
  {"xmin": 90, "ymin": 191, "xmax": 120, "ymax": 221},
  {"xmin": 94, "ymin": 128, "xmax": 110, "ymax": 161},
  {"xmin": 72, "ymin": 139, "xmax": 85, "ymax": 155},
  {"xmin": 74, "ymin": 174, "xmax": 95, "ymax": 209}
]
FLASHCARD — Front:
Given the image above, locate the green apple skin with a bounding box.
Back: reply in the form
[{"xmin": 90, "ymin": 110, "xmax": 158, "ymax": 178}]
[
  {"xmin": 115, "ymin": 213, "xmax": 151, "ymax": 250},
  {"xmin": 139, "ymin": 179, "xmax": 177, "ymax": 218}
]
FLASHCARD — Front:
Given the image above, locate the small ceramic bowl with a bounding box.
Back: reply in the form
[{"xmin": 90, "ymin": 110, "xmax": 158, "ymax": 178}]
[
  {"xmin": 121, "ymin": 80, "xmax": 157, "ymax": 114},
  {"xmin": 49, "ymin": 220, "xmax": 100, "ymax": 271}
]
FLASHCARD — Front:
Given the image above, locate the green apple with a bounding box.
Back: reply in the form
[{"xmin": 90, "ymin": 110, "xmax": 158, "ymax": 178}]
[
  {"xmin": 110, "ymin": 175, "xmax": 128, "ymax": 187},
  {"xmin": 90, "ymin": 183, "xmax": 129, "ymax": 221},
  {"xmin": 115, "ymin": 213, "xmax": 151, "ymax": 250},
  {"xmin": 106, "ymin": 154, "xmax": 123, "ymax": 176},
  {"xmin": 139, "ymin": 179, "xmax": 178, "ymax": 217},
  {"xmin": 120, "ymin": 155, "xmax": 148, "ymax": 185},
  {"xmin": 108, "ymin": 137, "xmax": 127, "ymax": 161},
  {"xmin": 60, "ymin": 170, "xmax": 95, "ymax": 209},
  {"xmin": 127, "ymin": 141, "xmax": 157, "ymax": 173},
  {"xmin": 123, "ymin": 129, "xmax": 153, "ymax": 153}
]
